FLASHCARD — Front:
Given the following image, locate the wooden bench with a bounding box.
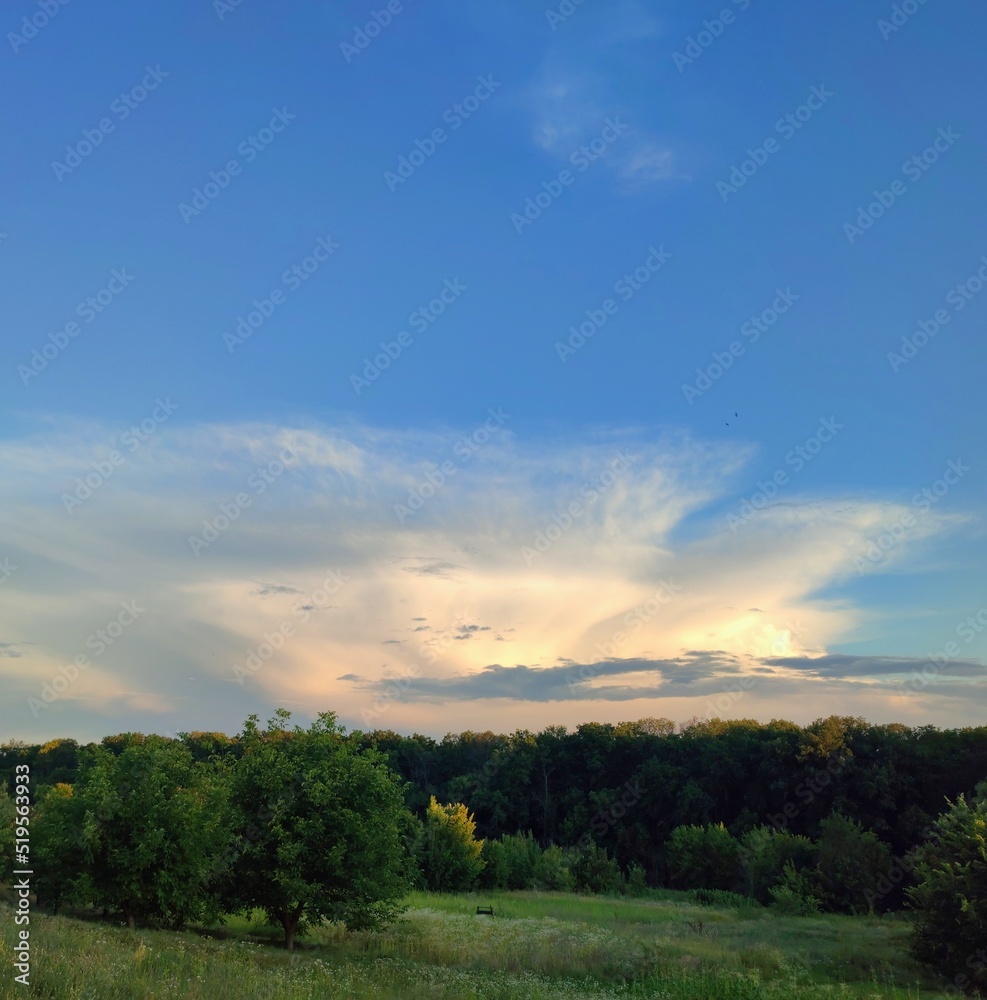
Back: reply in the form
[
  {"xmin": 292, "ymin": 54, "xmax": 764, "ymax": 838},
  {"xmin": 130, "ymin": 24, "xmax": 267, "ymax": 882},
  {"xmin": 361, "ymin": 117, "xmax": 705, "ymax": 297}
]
[{"xmin": 475, "ymin": 905, "xmax": 494, "ymax": 916}]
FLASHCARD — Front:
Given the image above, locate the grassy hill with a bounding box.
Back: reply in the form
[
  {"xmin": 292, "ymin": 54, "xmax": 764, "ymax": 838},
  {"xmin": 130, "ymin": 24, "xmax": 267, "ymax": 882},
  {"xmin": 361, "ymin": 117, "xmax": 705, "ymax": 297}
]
[{"xmin": 0, "ymin": 890, "xmax": 958, "ymax": 999}]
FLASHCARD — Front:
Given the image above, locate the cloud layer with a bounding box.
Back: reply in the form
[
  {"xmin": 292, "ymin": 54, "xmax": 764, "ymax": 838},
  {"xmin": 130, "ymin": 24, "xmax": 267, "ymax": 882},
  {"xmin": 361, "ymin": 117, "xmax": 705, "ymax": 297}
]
[{"xmin": 0, "ymin": 415, "xmax": 980, "ymax": 741}]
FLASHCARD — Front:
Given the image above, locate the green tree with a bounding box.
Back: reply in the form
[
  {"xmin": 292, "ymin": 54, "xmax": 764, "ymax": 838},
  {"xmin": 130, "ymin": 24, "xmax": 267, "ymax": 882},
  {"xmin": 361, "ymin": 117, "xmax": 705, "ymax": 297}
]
[
  {"xmin": 567, "ymin": 842, "xmax": 624, "ymax": 894},
  {"xmin": 499, "ymin": 831, "xmax": 540, "ymax": 889},
  {"xmin": 69, "ymin": 738, "xmax": 230, "ymax": 928},
  {"xmin": 0, "ymin": 783, "xmax": 15, "ymax": 883},
  {"xmin": 739, "ymin": 825, "xmax": 816, "ymax": 903},
  {"xmin": 814, "ymin": 813, "xmax": 893, "ymax": 914},
  {"xmin": 907, "ymin": 794, "xmax": 987, "ymax": 993},
  {"xmin": 478, "ymin": 837, "xmax": 508, "ymax": 889},
  {"xmin": 666, "ymin": 823, "xmax": 740, "ymax": 890},
  {"xmin": 226, "ymin": 711, "xmax": 409, "ymax": 949},
  {"xmin": 31, "ymin": 783, "xmax": 84, "ymax": 912},
  {"xmin": 419, "ymin": 796, "xmax": 485, "ymax": 892}
]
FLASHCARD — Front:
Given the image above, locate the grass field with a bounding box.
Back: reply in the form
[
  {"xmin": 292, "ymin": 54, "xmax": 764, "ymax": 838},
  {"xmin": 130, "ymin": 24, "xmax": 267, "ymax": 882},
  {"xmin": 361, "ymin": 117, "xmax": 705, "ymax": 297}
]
[{"xmin": 0, "ymin": 890, "xmax": 960, "ymax": 999}]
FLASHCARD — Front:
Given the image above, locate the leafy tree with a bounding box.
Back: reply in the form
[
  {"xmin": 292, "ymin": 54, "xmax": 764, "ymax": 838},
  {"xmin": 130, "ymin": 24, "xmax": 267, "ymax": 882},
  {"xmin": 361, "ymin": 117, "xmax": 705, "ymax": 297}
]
[
  {"xmin": 567, "ymin": 842, "xmax": 624, "ymax": 894},
  {"xmin": 419, "ymin": 796, "xmax": 485, "ymax": 892},
  {"xmin": 0, "ymin": 783, "xmax": 15, "ymax": 883},
  {"xmin": 814, "ymin": 813, "xmax": 893, "ymax": 914},
  {"xmin": 68, "ymin": 738, "xmax": 230, "ymax": 928},
  {"xmin": 624, "ymin": 862, "xmax": 649, "ymax": 896},
  {"xmin": 499, "ymin": 831, "xmax": 540, "ymax": 889},
  {"xmin": 226, "ymin": 711, "xmax": 409, "ymax": 949},
  {"xmin": 769, "ymin": 861, "xmax": 821, "ymax": 916},
  {"xmin": 31, "ymin": 783, "xmax": 84, "ymax": 912},
  {"xmin": 907, "ymin": 793, "xmax": 987, "ymax": 993},
  {"xmin": 666, "ymin": 823, "xmax": 740, "ymax": 890},
  {"xmin": 739, "ymin": 825, "xmax": 816, "ymax": 903},
  {"xmin": 478, "ymin": 837, "xmax": 508, "ymax": 889},
  {"xmin": 534, "ymin": 843, "xmax": 574, "ymax": 891}
]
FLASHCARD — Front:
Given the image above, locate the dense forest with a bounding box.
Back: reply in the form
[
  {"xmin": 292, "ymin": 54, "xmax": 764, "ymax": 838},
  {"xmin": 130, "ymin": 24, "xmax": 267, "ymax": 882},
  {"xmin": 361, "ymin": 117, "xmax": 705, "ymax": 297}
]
[{"xmin": 5, "ymin": 713, "xmax": 986, "ymax": 895}]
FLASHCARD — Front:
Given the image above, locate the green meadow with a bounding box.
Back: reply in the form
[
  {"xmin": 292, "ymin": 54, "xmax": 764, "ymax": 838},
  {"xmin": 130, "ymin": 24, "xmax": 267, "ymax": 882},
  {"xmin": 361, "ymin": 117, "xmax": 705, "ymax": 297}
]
[{"xmin": 0, "ymin": 889, "xmax": 959, "ymax": 999}]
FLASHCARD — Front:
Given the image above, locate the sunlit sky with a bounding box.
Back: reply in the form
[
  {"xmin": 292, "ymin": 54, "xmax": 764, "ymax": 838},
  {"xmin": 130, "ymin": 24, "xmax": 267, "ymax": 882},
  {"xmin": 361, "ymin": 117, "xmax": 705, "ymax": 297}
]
[{"xmin": 2, "ymin": 0, "xmax": 986, "ymax": 742}]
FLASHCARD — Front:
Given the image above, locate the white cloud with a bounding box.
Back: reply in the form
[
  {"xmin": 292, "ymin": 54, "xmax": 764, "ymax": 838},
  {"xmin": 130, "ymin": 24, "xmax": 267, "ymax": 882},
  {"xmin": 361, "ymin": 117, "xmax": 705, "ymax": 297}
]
[{"xmin": 0, "ymin": 417, "xmax": 975, "ymax": 740}]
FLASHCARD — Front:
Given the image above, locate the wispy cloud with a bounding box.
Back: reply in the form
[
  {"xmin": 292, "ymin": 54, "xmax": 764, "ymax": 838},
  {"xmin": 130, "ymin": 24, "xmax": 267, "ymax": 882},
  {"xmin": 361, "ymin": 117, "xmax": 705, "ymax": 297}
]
[
  {"xmin": 524, "ymin": 0, "xmax": 680, "ymax": 191},
  {"xmin": 0, "ymin": 417, "xmax": 975, "ymax": 739}
]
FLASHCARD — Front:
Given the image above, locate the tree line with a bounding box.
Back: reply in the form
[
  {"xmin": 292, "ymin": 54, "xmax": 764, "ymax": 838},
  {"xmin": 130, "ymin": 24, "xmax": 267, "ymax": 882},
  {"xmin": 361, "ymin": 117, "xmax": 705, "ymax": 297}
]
[{"xmin": 1, "ymin": 711, "xmax": 985, "ymax": 988}]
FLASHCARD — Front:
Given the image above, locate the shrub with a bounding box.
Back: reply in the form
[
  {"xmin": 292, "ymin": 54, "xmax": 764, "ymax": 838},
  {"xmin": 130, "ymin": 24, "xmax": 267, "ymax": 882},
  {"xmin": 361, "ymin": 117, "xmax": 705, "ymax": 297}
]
[
  {"xmin": 567, "ymin": 843, "xmax": 624, "ymax": 895},
  {"xmin": 814, "ymin": 813, "xmax": 893, "ymax": 914},
  {"xmin": 689, "ymin": 887, "xmax": 759, "ymax": 910},
  {"xmin": 666, "ymin": 823, "xmax": 740, "ymax": 891},
  {"xmin": 907, "ymin": 794, "xmax": 987, "ymax": 993},
  {"xmin": 739, "ymin": 825, "xmax": 817, "ymax": 904},
  {"xmin": 534, "ymin": 844, "xmax": 574, "ymax": 891},
  {"xmin": 623, "ymin": 862, "xmax": 649, "ymax": 897},
  {"xmin": 769, "ymin": 862, "xmax": 820, "ymax": 916},
  {"xmin": 500, "ymin": 832, "xmax": 541, "ymax": 890},
  {"xmin": 478, "ymin": 837, "xmax": 507, "ymax": 889},
  {"xmin": 419, "ymin": 797, "xmax": 485, "ymax": 892}
]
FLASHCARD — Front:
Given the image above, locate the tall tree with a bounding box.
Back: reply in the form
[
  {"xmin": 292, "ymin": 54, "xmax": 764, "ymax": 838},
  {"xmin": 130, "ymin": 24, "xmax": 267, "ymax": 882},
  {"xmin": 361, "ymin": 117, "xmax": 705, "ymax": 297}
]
[
  {"xmin": 71, "ymin": 737, "xmax": 230, "ymax": 928},
  {"xmin": 418, "ymin": 796, "xmax": 485, "ymax": 891},
  {"xmin": 225, "ymin": 710, "xmax": 409, "ymax": 949}
]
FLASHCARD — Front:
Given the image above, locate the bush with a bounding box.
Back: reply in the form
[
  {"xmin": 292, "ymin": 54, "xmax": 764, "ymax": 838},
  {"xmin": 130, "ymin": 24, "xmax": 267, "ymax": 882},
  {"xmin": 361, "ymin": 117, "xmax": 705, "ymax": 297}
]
[
  {"xmin": 814, "ymin": 813, "xmax": 893, "ymax": 914},
  {"xmin": 739, "ymin": 825, "xmax": 817, "ymax": 904},
  {"xmin": 419, "ymin": 797, "xmax": 485, "ymax": 892},
  {"xmin": 666, "ymin": 823, "xmax": 740, "ymax": 891},
  {"xmin": 623, "ymin": 862, "xmax": 649, "ymax": 897},
  {"xmin": 907, "ymin": 794, "xmax": 987, "ymax": 993},
  {"xmin": 534, "ymin": 843, "xmax": 573, "ymax": 891},
  {"xmin": 567, "ymin": 843, "xmax": 624, "ymax": 895},
  {"xmin": 689, "ymin": 887, "xmax": 759, "ymax": 910},
  {"xmin": 477, "ymin": 837, "xmax": 507, "ymax": 890},
  {"xmin": 769, "ymin": 863, "xmax": 820, "ymax": 916},
  {"xmin": 500, "ymin": 832, "xmax": 541, "ymax": 890}
]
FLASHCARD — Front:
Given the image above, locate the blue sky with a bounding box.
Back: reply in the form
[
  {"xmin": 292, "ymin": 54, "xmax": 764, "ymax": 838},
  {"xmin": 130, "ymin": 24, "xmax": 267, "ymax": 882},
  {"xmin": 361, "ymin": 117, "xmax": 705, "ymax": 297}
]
[{"xmin": 2, "ymin": 0, "xmax": 985, "ymax": 742}]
